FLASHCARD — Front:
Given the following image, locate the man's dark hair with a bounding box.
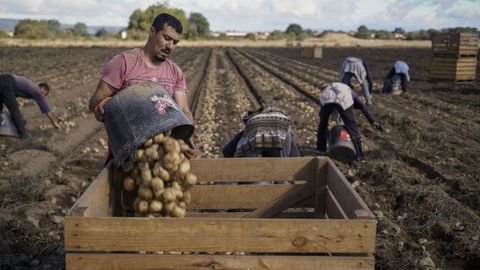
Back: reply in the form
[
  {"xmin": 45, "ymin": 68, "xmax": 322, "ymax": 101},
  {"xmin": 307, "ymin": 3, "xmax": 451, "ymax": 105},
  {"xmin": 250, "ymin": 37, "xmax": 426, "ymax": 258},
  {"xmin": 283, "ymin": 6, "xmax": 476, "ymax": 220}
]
[
  {"xmin": 152, "ymin": 13, "xmax": 183, "ymax": 34},
  {"xmin": 38, "ymin": 83, "xmax": 50, "ymax": 91}
]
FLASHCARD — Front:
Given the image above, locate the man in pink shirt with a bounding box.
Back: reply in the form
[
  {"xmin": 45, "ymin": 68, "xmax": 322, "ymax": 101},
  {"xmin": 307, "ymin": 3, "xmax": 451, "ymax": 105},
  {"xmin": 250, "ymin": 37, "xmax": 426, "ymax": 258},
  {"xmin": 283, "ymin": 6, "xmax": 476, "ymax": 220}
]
[{"xmin": 88, "ymin": 13, "xmax": 196, "ymax": 159}]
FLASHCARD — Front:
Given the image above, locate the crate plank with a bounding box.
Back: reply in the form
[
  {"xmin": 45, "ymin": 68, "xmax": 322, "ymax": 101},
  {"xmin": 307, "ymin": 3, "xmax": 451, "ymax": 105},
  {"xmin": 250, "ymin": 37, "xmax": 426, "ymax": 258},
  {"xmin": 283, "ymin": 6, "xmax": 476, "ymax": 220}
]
[
  {"xmin": 326, "ymin": 160, "xmax": 375, "ymax": 219},
  {"xmin": 64, "ymin": 217, "xmax": 376, "ymax": 253},
  {"xmin": 190, "ymin": 184, "xmax": 312, "ymax": 209},
  {"xmin": 190, "ymin": 157, "xmax": 321, "ymax": 183},
  {"xmin": 242, "ymin": 182, "xmax": 314, "ymax": 218},
  {"xmin": 187, "ymin": 211, "xmax": 315, "ymax": 219},
  {"xmin": 315, "ymin": 158, "xmax": 328, "ymax": 217},
  {"xmin": 66, "ymin": 253, "xmax": 375, "ymax": 270},
  {"xmin": 68, "ymin": 165, "xmax": 110, "ymax": 217},
  {"xmin": 326, "ymin": 187, "xmax": 348, "ymax": 219}
]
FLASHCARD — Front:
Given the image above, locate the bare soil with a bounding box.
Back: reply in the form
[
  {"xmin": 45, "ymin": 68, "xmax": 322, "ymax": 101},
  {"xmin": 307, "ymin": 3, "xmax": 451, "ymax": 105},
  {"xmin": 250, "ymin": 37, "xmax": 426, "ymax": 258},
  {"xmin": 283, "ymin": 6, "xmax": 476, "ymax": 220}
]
[{"xmin": 0, "ymin": 46, "xmax": 479, "ymax": 270}]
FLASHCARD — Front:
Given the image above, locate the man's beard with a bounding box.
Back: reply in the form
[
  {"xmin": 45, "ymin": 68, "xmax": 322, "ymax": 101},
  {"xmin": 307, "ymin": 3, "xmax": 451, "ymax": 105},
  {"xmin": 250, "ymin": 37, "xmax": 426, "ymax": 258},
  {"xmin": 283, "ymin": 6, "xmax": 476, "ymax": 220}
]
[{"xmin": 155, "ymin": 48, "xmax": 171, "ymax": 62}]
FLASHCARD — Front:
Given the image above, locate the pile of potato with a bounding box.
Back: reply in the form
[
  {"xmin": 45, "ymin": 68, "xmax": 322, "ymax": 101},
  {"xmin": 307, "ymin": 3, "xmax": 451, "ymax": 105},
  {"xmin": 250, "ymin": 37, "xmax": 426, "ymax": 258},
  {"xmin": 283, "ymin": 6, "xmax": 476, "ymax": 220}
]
[{"xmin": 122, "ymin": 131, "xmax": 196, "ymax": 218}]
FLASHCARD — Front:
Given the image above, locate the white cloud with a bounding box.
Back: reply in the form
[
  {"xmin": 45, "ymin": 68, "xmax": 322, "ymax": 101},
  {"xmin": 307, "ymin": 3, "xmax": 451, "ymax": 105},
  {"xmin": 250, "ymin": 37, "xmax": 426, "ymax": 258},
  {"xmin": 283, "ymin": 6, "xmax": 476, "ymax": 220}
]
[{"xmin": 0, "ymin": 0, "xmax": 478, "ymax": 30}]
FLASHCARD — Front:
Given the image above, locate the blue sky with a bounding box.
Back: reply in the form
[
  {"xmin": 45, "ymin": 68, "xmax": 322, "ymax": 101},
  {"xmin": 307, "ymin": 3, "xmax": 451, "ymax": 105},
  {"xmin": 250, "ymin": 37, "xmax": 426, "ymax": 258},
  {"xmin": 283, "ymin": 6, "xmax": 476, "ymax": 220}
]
[{"xmin": 0, "ymin": 0, "xmax": 478, "ymax": 32}]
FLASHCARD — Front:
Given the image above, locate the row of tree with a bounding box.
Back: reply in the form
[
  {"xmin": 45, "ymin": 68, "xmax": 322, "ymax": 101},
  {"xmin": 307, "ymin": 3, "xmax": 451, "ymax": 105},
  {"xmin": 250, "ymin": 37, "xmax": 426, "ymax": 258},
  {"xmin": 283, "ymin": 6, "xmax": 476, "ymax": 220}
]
[
  {"xmin": 11, "ymin": 2, "xmax": 211, "ymax": 40},
  {"xmin": 355, "ymin": 25, "xmax": 478, "ymax": 40}
]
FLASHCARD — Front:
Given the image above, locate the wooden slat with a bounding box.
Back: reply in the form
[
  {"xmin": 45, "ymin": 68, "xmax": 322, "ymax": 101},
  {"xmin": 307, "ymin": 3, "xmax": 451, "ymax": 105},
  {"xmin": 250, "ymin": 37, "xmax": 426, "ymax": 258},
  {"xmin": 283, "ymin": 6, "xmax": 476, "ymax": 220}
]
[
  {"xmin": 189, "ymin": 184, "xmax": 313, "ymax": 209},
  {"xmin": 64, "ymin": 217, "xmax": 376, "ymax": 253},
  {"xmin": 242, "ymin": 182, "xmax": 314, "ymax": 218},
  {"xmin": 66, "ymin": 253, "xmax": 375, "ymax": 270},
  {"xmin": 326, "ymin": 160, "xmax": 375, "ymax": 219},
  {"xmin": 68, "ymin": 164, "xmax": 111, "ymax": 217},
  {"xmin": 187, "ymin": 211, "xmax": 315, "ymax": 219},
  {"xmin": 314, "ymin": 158, "xmax": 327, "ymax": 217},
  {"xmin": 190, "ymin": 157, "xmax": 321, "ymax": 183},
  {"xmin": 325, "ymin": 187, "xmax": 348, "ymax": 219}
]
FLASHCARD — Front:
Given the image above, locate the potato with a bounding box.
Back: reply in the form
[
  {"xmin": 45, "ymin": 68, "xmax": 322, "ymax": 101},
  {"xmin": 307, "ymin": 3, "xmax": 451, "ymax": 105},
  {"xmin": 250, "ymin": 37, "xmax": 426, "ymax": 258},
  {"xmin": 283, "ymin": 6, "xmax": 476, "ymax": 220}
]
[
  {"xmin": 145, "ymin": 146, "xmax": 159, "ymax": 160},
  {"xmin": 175, "ymin": 160, "xmax": 190, "ymax": 180},
  {"xmin": 178, "ymin": 139, "xmax": 191, "ymax": 153},
  {"xmin": 137, "ymin": 148, "xmax": 147, "ymax": 161},
  {"xmin": 149, "ymin": 200, "xmax": 163, "ymax": 213},
  {"xmin": 153, "ymin": 162, "xmax": 170, "ymax": 181},
  {"xmin": 171, "ymin": 206, "xmax": 186, "ymax": 217},
  {"xmin": 143, "ymin": 138, "xmax": 154, "ymax": 147},
  {"xmin": 184, "ymin": 173, "xmax": 197, "ymax": 187},
  {"xmin": 178, "ymin": 201, "xmax": 186, "ymax": 209},
  {"xmin": 141, "ymin": 167, "xmax": 152, "ymax": 184},
  {"xmin": 164, "ymin": 201, "xmax": 176, "ymax": 213},
  {"xmin": 137, "ymin": 200, "xmax": 149, "ymax": 214},
  {"xmin": 163, "ymin": 187, "xmax": 177, "ymax": 202},
  {"xmin": 138, "ymin": 161, "xmax": 148, "ymax": 171},
  {"xmin": 183, "ymin": 191, "xmax": 191, "ymax": 204},
  {"xmin": 138, "ymin": 185, "xmax": 154, "ymax": 200},
  {"xmin": 123, "ymin": 176, "xmax": 136, "ymax": 192},
  {"xmin": 154, "ymin": 188, "xmax": 165, "ymax": 200},
  {"xmin": 172, "ymin": 181, "xmax": 184, "ymax": 199},
  {"xmin": 153, "ymin": 133, "xmax": 165, "ymax": 143},
  {"xmin": 163, "ymin": 152, "xmax": 180, "ymax": 171},
  {"xmin": 163, "ymin": 137, "xmax": 180, "ymax": 154},
  {"xmin": 151, "ymin": 177, "xmax": 164, "ymax": 192}
]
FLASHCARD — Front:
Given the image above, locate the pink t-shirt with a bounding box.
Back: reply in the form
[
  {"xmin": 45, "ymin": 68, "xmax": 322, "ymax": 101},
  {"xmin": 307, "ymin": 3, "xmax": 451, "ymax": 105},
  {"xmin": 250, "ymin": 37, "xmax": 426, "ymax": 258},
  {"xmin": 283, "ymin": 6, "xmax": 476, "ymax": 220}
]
[{"xmin": 101, "ymin": 48, "xmax": 187, "ymax": 96}]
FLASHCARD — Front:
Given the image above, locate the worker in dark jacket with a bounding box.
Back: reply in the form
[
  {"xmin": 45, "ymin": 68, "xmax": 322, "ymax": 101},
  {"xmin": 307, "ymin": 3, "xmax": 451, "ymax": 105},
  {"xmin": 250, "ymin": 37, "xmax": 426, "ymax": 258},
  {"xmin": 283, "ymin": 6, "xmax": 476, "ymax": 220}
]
[
  {"xmin": 383, "ymin": 61, "xmax": 410, "ymax": 94},
  {"xmin": 0, "ymin": 74, "xmax": 59, "ymax": 139},
  {"xmin": 223, "ymin": 107, "xmax": 300, "ymax": 158}
]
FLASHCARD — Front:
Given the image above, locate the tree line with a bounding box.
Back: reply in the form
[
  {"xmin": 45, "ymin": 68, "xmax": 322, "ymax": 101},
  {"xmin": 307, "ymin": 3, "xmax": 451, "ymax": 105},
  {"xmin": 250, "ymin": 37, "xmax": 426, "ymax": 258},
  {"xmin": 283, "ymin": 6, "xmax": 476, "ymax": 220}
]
[{"xmin": 8, "ymin": 3, "xmax": 210, "ymax": 40}]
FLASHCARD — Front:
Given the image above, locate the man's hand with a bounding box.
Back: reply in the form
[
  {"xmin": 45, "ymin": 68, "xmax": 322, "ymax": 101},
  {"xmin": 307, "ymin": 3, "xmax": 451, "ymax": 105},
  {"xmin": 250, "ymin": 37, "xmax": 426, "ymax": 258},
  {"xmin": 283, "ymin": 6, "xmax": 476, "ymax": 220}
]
[
  {"xmin": 93, "ymin": 97, "xmax": 111, "ymax": 122},
  {"xmin": 184, "ymin": 139, "xmax": 198, "ymax": 159},
  {"xmin": 372, "ymin": 122, "xmax": 385, "ymax": 132}
]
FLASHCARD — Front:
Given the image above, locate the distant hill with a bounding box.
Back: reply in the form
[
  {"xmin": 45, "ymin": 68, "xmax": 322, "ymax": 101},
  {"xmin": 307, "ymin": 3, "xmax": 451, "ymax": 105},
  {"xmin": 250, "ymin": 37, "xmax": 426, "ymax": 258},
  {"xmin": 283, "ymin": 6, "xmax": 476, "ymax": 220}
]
[{"xmin": 0, "ymin": 18, "xmax": 124, "ymax": 34}]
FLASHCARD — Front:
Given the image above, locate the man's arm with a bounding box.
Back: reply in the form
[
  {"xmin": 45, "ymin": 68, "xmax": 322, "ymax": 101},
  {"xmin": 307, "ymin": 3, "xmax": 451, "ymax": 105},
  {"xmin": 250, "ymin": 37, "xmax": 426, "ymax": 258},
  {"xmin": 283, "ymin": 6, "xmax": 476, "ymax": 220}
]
[
  {"xmin": 89, "ymin": 80, "xmax": 117, "ymax": 121},
  {"xmin": 46, "ymin": 111, "xmax": 60, "ymax": 129},
  {"xmin": 89, "ymin": 80, "xmax": 117, "ymax": 112}
]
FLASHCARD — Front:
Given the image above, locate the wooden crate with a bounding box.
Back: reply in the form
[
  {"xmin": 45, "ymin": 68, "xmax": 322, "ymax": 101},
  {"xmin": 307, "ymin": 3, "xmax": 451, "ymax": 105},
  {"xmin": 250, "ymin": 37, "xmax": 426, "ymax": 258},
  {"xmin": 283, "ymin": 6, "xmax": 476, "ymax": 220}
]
[
  {"xmin": 430, "ymin": 56, "xmax": 477, "ymax": 81},
  {"xmin": 300, "ymin": 46, "xmax": 323, "ymax": 58},
  {"xmin": 432, "ymin": 32, "xmax": 479, "ymax": 57},
  {"xmin": 65, "ymin": 157, "xmax": 377, "ymax": 270}
]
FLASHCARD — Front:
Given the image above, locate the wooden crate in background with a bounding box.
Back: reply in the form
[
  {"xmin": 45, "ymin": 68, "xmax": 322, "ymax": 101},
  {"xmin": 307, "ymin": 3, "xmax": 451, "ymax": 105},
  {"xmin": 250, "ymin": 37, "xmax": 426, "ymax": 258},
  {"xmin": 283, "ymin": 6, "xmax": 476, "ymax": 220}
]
[
  {"xmin": 432, "ymin": 32, "xmax": 479, "ymax": 57},
  {"xmin": 64, "ymin": 157, "xmax": 377, "ymax": 270},
  {"xmin": 430, "ymin": 56, "xmax": 478, "ymax": 81},
  {"xmin": 300, "ymin": 46, "xmax": 323, "ymax": 58},
  {"xmin": 430, "ymin": 32, "xmax": 478, "ymax": 82}
]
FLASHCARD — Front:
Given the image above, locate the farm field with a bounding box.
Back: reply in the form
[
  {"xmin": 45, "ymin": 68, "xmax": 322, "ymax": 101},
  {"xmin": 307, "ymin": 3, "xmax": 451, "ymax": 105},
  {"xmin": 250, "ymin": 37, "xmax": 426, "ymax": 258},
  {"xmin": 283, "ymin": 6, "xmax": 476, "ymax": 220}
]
[{"xmin": 0, "ymin": 46, "xmax": 479, "ymax": 269}]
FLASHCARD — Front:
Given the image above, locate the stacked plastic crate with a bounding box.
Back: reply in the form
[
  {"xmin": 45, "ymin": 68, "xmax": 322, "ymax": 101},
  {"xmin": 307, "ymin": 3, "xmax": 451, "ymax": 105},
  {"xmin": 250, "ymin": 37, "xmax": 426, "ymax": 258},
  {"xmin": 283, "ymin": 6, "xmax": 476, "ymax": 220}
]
[{"xmin": 430, "ymin": 32, "xmax": 478, "ymax": 82}]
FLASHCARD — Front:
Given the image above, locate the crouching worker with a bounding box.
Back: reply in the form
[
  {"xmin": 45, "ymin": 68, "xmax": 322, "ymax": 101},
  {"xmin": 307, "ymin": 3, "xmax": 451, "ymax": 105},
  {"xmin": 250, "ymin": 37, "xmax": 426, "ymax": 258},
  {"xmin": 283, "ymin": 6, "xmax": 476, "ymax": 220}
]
[
  {"xmin": 383, "ymin": 61, "xmax": 410, "ymax": 95},
  {"xmin": 339, "ymin": 57, "xmax": 373, "ymax": 105},
  {"xmin": 223, "ymin": 107, "xmax": 300, "ymax": 158},
  {"xmin": 0, "ymin": 74, "xmax": 60, "ymax": 139},
  {"xmin": 317, "ymin": 82, "xmax": 365, "ymax": 160}
]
